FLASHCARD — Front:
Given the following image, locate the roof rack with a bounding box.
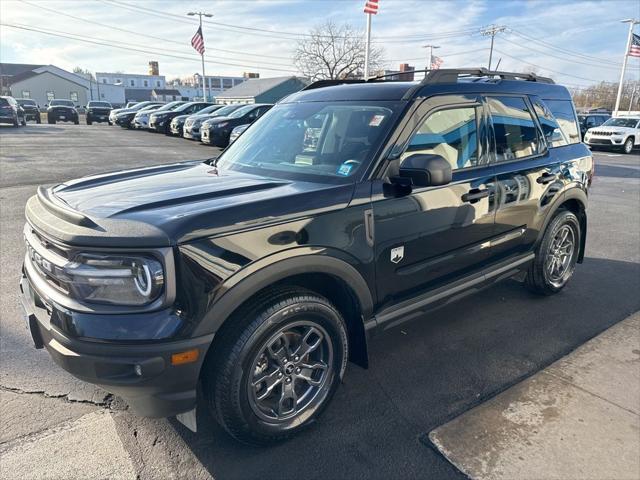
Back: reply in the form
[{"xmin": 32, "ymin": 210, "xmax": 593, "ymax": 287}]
[{"xmin": 302, "ymin": 67, "xmax": 554, "ymax": 92}]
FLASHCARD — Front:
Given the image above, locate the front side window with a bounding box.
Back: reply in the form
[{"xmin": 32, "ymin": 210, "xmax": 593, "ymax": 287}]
[
  {"xmin": 217, "ymin": 101, "xmax": 401, "ymax": 182},
  {"xmin": 405, "ymin": 106, "xmax": 479, "ymax": 170},
  {"xmin": 488, "ymin": 96, "xmax": 540, "ymax": 161},
  {"xmin": 532, "ymin": 99, "xmax": 566, "ymax": 148}
]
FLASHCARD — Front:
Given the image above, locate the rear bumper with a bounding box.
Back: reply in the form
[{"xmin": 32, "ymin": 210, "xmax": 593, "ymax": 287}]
[{"xmin": 19, "ymin": 272, "xmax": 214, "ymax": 418}]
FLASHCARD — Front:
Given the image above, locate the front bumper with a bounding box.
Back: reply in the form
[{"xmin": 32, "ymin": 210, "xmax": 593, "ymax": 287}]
[
  {"xmin": 133, "ymin": 117, "xmax": 149, "ymax": 129},
  {"xmin": 115, "ymin": 116, "xmax": 134, "ymax": 127},
  {"xmin": 149, "ymin": 118, "xmax": 169, "ymax": 132},
  {"xmin": 169, "ymin": 123, "xmax": 183, "ymax": 135},
  {"xmin": 19, "ymin": 271, "xmax": 214, "ymax": 417},
  {"xmin": 584, "ymin": 135, "xmax": 625, "ymax": 148}
]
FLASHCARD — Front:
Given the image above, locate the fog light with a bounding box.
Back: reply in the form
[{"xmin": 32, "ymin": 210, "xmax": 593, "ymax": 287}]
[{"xmin": 171, "ymin": 349, "xmax": 199, "ymax": 365}]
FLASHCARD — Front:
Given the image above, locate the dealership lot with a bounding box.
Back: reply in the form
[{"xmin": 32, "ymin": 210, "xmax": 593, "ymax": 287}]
[{"xmin": 1, "ymin": 124, "xmax": 639, "ymax": 479}]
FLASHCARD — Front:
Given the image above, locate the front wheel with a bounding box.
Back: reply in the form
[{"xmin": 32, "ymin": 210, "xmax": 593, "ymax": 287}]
[
  {"xmin": 202, "ymin": 287, "xmax": 348, "ymax": 445},
  {"xmin": 525, "ymin": 210, "xmax": 581, "ymax": 295},
  {"xmin": 622, "ymin": 137, "xmax": 634, "ymax": 154}
]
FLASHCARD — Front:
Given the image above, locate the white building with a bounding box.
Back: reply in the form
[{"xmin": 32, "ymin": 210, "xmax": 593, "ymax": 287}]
[{"xmin": 96, "ymin": 72, "xmax": 166, "ymax": 90}]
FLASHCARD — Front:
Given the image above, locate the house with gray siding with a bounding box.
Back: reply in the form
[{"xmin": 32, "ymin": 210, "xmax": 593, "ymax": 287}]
[{"xmin": 214, "ymin": 76, "xmax": 308, "ymax": 105}]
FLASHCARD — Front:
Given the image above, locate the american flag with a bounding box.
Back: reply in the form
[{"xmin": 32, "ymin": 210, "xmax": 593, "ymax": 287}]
[
  {"xmin": 191, "ymin": 26, "xmax": 205, "ymax": 55},
  {"xmin": 363, "ymin": 0, "xmax": 379, "ymax": 15},
  {"xmin": 431, "ymin": 56, "xmax": 444, "ymax": 70},
  {"xmin": 630, "ymin": 33, "xmax": 640, "ymax": 58}
]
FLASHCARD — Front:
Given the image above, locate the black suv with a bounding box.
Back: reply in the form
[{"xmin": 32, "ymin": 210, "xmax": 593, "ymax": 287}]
[
  {"xmin": 148, "ymin": 102, "xmax": 214, "ymax": 134},
  {"xmin": 0, "ymin": 96, "xmax": 26, "ymax": 126},
  {"xmin": 86, "ymin": 101, "xmax": 113, "ymax": 125},
  {"xmin": 16, "ymin": 98, "xmax": 41, "ymax": 123},
  {"xmin": 47, "ymin": 99, "xmax": 79, "ymax": 124},
  {"xmin": 19, "ymin": 68, "xmax": 592, "ymax": 445},
  {"xmin": 577, "ymin": 112, "xmax": 610, "ymax": 139},
  {"xmin": 200, "ymin": 103, "xmax": 272, "ymax": 147}
]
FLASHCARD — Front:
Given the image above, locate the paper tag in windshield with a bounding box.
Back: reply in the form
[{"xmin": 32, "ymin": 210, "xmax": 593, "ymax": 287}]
[{"xmin": 369, "ymin": 114, "xmax": 385, "ymax": 127}]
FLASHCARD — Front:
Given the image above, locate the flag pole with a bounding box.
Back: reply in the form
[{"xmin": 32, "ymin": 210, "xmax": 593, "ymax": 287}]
[
  {"xmin": 614, "ymin": 19, "xmax": 638, "ymax": 116},
  {"xmin": 188, "ymin": 11, "xmax": 213, "ymax": 101},
  {"xmin": 364, "ymin": 12, "xmax": 372, "ymax": 80}
]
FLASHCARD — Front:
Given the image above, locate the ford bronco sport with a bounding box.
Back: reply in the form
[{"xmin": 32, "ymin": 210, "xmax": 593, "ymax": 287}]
[{"xmin": 20, "ymin": 68, "xmax": 592, "ymax": 445}]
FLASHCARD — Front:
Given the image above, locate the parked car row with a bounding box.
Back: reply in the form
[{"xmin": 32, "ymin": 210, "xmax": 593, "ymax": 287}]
[{"xmin": 108, "ymin": 100, "xmax": 274, "ymax": 147}]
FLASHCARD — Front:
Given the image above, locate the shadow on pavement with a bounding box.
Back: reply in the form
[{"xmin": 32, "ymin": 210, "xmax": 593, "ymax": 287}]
[
  {"xmin": 594, "ymin": 164, "xmax": 640, "ymax": 179},
  {"xmin": 168, "ymin": 257, "xmax": 639, "ymax": 480}
]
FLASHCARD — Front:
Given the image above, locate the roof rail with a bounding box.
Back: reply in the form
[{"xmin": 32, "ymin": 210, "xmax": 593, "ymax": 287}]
[{"xmin": 302, "ymin": 79, "xmax": 365, "ymax": 91}]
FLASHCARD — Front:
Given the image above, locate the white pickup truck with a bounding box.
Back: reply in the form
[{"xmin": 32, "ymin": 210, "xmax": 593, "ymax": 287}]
[{"xmin": 584, "ymin": 116, "xmax": 640, "ymax": 154}]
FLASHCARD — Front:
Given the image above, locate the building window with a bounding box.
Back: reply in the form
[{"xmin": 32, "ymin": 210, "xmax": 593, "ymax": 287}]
[
  {"xmin": 144, "ymin": 80, "xmax": 148, "ymax": 87},
  {"xmin": 101, "ymin": 93, "xmax": 105, "ymax": 98},
  {"xmin": 130, "ymin": 79, "xmax": 135, "ymax": 87},
  {"xmin": 156, "ymin": 81, "xmax": 161, "ymax": 87},
  {"xmin": 70, "ymin": 91, "xmax": 78, "ymax": 102},
  {"xmin": 116, "ymin": 79, "xmax": 121, "ymax": 84},
  {"xmin": 102, "ymin": 78, "xmax": 107, "ymax": 84},
  {"xmin": 46, "ymin": 91, "xmax": 54, "ymax": 101},
  {"xmin": 21, "ymin": 90, "xmax": 30, "ymax": 98}
]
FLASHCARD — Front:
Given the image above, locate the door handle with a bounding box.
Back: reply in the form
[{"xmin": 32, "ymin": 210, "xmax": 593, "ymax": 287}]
[
  {"xmin": 461, "ymin": 188, "xmax": 490, "ymax": 203},
  {"xmin": 536, "ymin": 173, "xmax": 557, "ymax": 184}
]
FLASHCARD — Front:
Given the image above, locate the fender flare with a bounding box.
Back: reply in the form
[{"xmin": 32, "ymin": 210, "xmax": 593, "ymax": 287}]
[
  {"xmin": 192, "ymin": 248, "xmax": 374, "ymax": 337},
  {"xmin": 536, "ymin": 187, "xmax": 588, "ymax": 262}
]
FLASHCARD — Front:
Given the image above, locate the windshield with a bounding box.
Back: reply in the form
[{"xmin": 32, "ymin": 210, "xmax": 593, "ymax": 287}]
[
  {"xmin": 17, "ymin": 99, "xmax": 36, "ymax": 106},
  {"xmin": 602, "ymin": 118, "xmax": 639, "ymax": 128},
  {"xmin": 228, "ymin": 105, "xmax": 255, "ymax": 118},
  {"xmin": 88, "ymin": 101, "xmax": 111, "ymax": 108},
  {"xmin": 196, "ymin": 105, "xmax": 220, "ymax": 115},
  {"xmin": 211, "ymin": 105, "xmax": 242, "ymax": 117},
  {"xmin": 217, "ymin": 101, "xmax": 401, "ymax": 183},
  {"xmin": 130, "ymin": 101, "xmax": 157, "ymax": 111},
  {"xmin": 154, "ymin": 101, "xmax": 183, "ymax": 112},
  {"xmin": 50, "ymin": 100, "xmax": 74, "ymax": 107}
]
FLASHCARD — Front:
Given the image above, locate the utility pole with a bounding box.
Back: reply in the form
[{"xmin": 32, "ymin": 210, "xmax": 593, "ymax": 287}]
[
  {"xmin": 629, "ymin": 85, "xmax": 638, "ymax": 113},
  {"xmin": 614, "ymin": 19, "xmax": 639, "ymax": 116},
  {"xmin": 188, "ymin": 11, "xmax": 213, "ymax": 101},
  {"xmin": 480, "ymin": 25, "xmax": 506, "ymax": 70},
  {"xmin": 422, "ymin": 44, "xmax": 440, "ymax": 71}
]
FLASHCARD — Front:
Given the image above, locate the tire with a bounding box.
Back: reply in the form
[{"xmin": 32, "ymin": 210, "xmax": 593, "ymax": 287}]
[
  {"xmin": 21, "ymin": 117, "xmax": 26, "ymax": 126},
  {"xmin": 622, "ymin": 137, "xmax": 634, "ymax": 154},
  {"xmin": 86, "ymin": 115, "xmax": 92, "ymax": 125},
  {"xmin": 74, "ymin": 119, "xmax": 79, "ymax": 125},
  {"xmin": 13, "ymin": 117, "xmax": 19, "ymax": 127},
  {"xmin": 525, "ymin": 210, "xmax": 581, "ymax": 295},
  {"xmin": 36, "ymin": 115, "xmax": 41, "ymax": 124},
  {"xmin": 202, "ymin": 287, "xmax": 348, "ymax": 445}
]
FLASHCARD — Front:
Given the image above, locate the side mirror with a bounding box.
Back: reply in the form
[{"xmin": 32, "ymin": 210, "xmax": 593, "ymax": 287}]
[{"xmin": 398, "ymin": 154, "xmax": 452, "ymax": 187}]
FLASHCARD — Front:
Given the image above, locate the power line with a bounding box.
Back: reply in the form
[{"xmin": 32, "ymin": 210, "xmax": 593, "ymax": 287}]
[
  {"xmin": 492, "ymin": 49, "xmax": 601, "ymax": 83},
  {"xmin": 19, "ymin": 0, "xmax": 294, "ymax": 61},
  {"xmin": 1, "ymin": 23, "xmax": 300, "ymax": 73},
  {"xmin": 480, "ymin": 24, "xmax": 506, "ymax": 70}
]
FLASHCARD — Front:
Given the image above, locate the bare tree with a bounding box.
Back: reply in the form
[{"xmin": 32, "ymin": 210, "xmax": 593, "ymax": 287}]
[{"xmin": 293, "ymin": 21, "xmax": 384, "ymax": 80}]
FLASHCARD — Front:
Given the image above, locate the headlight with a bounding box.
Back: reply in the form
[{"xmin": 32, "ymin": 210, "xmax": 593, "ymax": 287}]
[{"xmin": 64, "ymin": 253, "xmax": 164, "ymax": 306}]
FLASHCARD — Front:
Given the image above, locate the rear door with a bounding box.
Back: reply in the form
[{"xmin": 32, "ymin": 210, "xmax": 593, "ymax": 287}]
[{"xmin": 489, "ymin": 95, "xmax": 566, "ymax": 262}]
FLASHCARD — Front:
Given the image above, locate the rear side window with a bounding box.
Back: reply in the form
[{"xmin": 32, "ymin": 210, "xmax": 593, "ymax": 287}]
[
  {"xmin": 544, "ymin": 100, "xmax": 580, "ymax": 144},
  {"xmin": 488, "ymin": 96, "xmax": 540, "ymax": 161},
  {"xmin": 406, "ymin": 106, "xmax": 480, "ymax": 170},
  {"xmin": 532, "ymin": 99, "xmax": 567, "ymax": 148}
]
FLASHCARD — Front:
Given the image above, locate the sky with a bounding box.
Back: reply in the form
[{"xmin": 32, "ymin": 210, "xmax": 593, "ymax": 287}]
[{"xmin": 1, "ymin": 0, "xmax": 639, "ymax": 90}]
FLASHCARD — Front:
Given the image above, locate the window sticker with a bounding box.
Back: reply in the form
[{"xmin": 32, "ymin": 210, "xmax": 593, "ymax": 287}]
[
  {"xmin": 337, "ymin": 163, "xmax": 353, "ymax": 176},
  {"xmin": 369, "ymin": 114, "xmax": 385, "ymax": 127}
]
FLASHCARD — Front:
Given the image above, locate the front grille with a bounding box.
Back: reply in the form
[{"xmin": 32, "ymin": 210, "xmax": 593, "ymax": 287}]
[
  {"xmin": 589, "ymin": 139, "xmax": 613, "ymax": 145},
  {"xmin": 24, "ymin": 225, "xmax": 72, "ymax": 294},
  {"xmin": 590, "ymin": 131, "xmax": 613, "ymax": 136}
]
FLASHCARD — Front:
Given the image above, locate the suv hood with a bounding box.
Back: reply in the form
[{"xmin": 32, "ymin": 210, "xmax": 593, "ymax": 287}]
[{"xmin": 30, "ymin": 161, "xmax": 354, "ymax": 246}]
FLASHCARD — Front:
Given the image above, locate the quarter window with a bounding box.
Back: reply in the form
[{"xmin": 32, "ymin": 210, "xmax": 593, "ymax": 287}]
[
  {"xmin": 405, "ymin": 106, "xmax": 479, "ymax": 170},
  {"xmin": 532, "ymin": 99, "xmax": 567, "ymax": 148},
  {"xmin": 488, "ymin": 96, "xmax": 540, "ymax": 161},
  {"xmin": 544, "ymin": 100, "xmax": 580, "ymax": 144}
]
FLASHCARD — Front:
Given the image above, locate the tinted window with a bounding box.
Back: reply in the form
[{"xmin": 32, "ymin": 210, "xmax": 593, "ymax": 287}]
[
  {"xmin": 544, "ymin": 100, "xmax": 580, "ymax": 144},
  {"xmin": 88, "ymin": 101, "xmax": 111, "ymax": 108},
  {"xmin": 488, "ymin": 96, "xmax": 540, "ymax": 161},
  {"xmin": 17, "ymin": 99, "xmax": 36, "ymax": 106},
  {"xmin": 532, "ymin": 100, "xmax": 567, "ymax": 148},
  {"xmin": 406, "ymin": 107, "xmax": 479, "ymax": 170},
  {"xmin": 229, "ymin": 105, "xmax": 256, "ymax": 118},
  {"xmin": 0, "ymin": 98, "xmax": 10, "ymax": 107},
  {"xmin": 50, "ymin": 100, "xmax": 75, "ymax": 107}
]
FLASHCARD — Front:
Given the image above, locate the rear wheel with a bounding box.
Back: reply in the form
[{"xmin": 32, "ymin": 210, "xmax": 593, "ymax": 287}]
[
  {"xmin": 202, "ymin": 287, "xmax": 348, "ymax": 445},
  {"xmin": 622, "ymin": 137, "xmax": 634, "ymax": 154},
  {"xmin": 525, "ymin": 210, "xmax": 580, "ymax": 295}
]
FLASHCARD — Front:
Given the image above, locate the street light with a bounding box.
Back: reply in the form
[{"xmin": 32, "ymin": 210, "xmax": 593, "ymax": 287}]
[{"xmin": 187, "ymin": 11, "xmax": 213, "ymax": 100}]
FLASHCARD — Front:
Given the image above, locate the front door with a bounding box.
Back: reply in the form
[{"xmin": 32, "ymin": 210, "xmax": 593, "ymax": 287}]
[{"xmin": 372, "ymin": 94, "xmax": 496, "ymax": 307}]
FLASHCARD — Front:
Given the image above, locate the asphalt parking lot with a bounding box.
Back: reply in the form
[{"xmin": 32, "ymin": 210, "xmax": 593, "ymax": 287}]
[{"xmin": 1, "ymin": 123, "xmax": 639, "ymax": 479}]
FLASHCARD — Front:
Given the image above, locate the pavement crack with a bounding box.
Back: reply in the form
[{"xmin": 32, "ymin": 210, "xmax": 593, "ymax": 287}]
[{"xmin": 0, "ymin": 384, "xmax": 113, "ymax": 408}]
